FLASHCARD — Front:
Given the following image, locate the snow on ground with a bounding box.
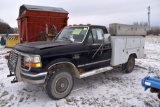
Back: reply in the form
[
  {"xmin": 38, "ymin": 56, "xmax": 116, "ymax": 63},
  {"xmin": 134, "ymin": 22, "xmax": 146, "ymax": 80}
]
[{"xmin": 0, "ymin": 36, "xmax": 160, "ymax": 107}]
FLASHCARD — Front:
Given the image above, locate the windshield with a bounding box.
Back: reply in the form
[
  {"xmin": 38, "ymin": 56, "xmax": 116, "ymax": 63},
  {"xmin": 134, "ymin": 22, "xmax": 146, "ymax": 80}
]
[{"xmin": 56, "ymin": 27, "xmax": 88, "ymax": 42}]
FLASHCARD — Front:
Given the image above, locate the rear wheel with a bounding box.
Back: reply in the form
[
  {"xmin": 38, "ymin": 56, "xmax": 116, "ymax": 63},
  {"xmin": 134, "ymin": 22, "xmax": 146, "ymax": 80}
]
[
  {"xmin": 46, "ymin": 69, "xmax": 74, "ymax": 100},
  {"xmin": 124, "ymin": 55, "xmax": 135, "ymax": 73}
]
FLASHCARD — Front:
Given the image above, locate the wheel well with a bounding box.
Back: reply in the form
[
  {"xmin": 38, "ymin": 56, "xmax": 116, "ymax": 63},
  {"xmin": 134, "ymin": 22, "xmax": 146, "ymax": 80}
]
[{"xmin": 46, "ymin": 58, "xmax": 80, "ymax": 78}]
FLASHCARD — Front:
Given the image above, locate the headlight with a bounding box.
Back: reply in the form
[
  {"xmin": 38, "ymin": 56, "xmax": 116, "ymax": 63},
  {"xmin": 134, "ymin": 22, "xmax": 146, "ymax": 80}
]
[{"xmin": 24, "ymin": 55, "xmax": 42, "ymax": 68}]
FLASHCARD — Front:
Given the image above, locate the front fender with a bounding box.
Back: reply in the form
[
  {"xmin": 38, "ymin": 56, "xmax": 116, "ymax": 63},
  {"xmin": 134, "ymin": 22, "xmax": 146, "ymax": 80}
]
[{"xmin": 46, "ymin": 58, "xmax": 80, "ymax": 78}]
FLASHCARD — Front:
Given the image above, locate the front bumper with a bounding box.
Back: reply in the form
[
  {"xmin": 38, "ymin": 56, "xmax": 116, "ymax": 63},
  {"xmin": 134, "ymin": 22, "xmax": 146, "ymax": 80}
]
[
  {"xmin": 20, "ymin": 70, "xmax": 47, "ymax": 84},
  {"xmin": 8, "ymin": 49, "xmax": 47, "ymax": 84}
]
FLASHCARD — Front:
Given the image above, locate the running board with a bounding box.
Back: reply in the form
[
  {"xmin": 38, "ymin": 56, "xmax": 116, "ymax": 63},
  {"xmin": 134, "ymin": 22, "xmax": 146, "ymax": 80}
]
[{"xmin": 79, "ymin": 66, "xmax": 113, "ymax": 78}]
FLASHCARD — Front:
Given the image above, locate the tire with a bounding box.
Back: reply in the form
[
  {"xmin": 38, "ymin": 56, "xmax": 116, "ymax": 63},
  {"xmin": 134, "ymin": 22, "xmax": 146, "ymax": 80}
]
[
  {"xmin": 46, "ymin": 69, "xmax": 74, "ymax": 100},
  {"xmin": 124, "ymin": 55, "xmax": 135, "ymax": 73}
]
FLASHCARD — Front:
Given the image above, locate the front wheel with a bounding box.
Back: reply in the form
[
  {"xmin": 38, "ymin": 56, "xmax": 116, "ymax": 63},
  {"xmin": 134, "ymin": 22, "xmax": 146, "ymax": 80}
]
[
  {"xmin": 124, "ymin": 55, "xmax": 135, "ymax": 73},
  {"xmin": 45, "ymin": 69, "xmax": 74, "ymax": 100}
]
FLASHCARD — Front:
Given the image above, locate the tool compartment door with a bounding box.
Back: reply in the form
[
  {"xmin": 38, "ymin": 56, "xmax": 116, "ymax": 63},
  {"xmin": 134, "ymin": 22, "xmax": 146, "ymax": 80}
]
[
  {"xmin": 126, "ymin": 38, "xmax": 141, "ymax": 49},
  {"xmin": 110, "ymin": 36, "xmax": 144, "ymax": 66}
]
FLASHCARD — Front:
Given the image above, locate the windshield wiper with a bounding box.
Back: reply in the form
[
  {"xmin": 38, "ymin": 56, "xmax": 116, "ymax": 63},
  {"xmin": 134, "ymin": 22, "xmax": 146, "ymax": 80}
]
[{"xmin": 62, "ymin": 37, "xmax": 72, "ymax": 43}]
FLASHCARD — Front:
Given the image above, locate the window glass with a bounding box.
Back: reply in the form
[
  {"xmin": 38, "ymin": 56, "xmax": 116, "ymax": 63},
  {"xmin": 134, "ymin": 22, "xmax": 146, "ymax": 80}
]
[
  {"xmin": 97, "ymin": 29, "xmax": 103, "ymax": 40},
  {"xmin": 56, "ymin": 27, "xmax": 88, "ymax": 42},
  {"xmin": 91, "ymin": 28, "xmax": 104, "ymax": 43},
  {"xmin": 87, "ymin": 33, "xmax": 93, "ymax": 44},
  {"xmin": 91, "ymin": 29, "xmax": 97, "ymax": 41}
]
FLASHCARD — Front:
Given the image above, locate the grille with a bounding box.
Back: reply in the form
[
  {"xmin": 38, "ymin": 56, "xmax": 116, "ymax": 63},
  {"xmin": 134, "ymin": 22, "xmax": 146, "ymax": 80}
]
[
  {"xmin": 8, "ymin": 51, "xmax": 18, "ymax": 73},
  {"xmin": 21, "ymin": 56, "xmax": 25, "ymax": 68}
]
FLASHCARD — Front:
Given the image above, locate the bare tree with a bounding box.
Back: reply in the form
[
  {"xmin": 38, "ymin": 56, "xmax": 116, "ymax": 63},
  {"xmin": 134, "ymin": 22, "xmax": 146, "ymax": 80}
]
[
  {"xmin": 0, "ymin": 18, "xmax": 14, "ymax": 34},
  {"xmin": 133, "ymin": 22, "xmax": 139, "ymax": 26},
  {"xmin": 133, "ymin": 21, "xmax": 160, "ymax": 35},
  {"xmin": 150, "ymin": 26, "xmax": 160, "ymax": 35},
  {"xmin": 14, "ymin": 27, "xmax": 18, "ymax": 33}
]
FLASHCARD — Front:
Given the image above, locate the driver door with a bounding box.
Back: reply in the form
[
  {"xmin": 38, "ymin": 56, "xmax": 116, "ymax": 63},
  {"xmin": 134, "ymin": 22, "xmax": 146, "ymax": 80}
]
[{"xmin": 85, "ymin": 27, "xmax": 111, "ymax": 69}]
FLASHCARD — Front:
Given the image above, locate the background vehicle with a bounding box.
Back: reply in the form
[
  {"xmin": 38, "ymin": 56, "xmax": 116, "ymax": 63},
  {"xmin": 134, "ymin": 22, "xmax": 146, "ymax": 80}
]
[{"xmin": 8, "ymin": 23, "xmax": 146, "ymax": 100}]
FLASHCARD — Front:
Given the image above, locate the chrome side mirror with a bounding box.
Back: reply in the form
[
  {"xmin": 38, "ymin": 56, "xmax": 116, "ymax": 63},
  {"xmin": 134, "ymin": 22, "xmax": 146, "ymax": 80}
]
[{"xmin": 103, "ymin": 34, "xmax": 110, "ymax": 44}]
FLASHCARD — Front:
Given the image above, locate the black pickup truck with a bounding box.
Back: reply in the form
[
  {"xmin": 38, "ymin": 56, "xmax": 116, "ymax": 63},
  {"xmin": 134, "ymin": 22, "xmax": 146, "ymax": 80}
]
[{"xmin": 8, "ymin": 25, "xmax": 136, "ymax": 100}]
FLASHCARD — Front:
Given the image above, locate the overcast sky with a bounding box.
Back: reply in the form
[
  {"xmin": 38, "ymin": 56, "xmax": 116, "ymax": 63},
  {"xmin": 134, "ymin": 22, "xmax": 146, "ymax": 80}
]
[{"xmin": 0, "ymin": 0, "xmax": 159, "ymax": 28}]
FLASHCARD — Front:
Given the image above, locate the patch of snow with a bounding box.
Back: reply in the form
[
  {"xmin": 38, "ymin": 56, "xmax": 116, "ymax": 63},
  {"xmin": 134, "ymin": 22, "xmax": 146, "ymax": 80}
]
[{"xmin": 0, "ymin": 37, "xmax": 160, "ymax": 107}]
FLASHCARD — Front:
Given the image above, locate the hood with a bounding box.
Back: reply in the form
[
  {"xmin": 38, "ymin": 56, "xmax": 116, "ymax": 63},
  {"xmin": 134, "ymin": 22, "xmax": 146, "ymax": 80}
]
[
  {"xmin": 14, "ymin": 40, "xmax": 72, "ymax": 54},
  {"xmin": 20, "ymin": 41, "xmax": 71, "ymax": 49}
]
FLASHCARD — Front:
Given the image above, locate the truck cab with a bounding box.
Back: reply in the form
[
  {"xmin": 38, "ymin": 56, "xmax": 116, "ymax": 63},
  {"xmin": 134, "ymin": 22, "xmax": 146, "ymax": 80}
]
[{"xmin": 8, "ymin": 24, "xmax": 145, "ymax": 100}]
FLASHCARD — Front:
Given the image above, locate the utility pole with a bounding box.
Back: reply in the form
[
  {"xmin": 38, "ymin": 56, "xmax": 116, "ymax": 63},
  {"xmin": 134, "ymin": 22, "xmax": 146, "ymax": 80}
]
[{"xmin": 148, "ymin": 6, "xmax": 150, "ymax": 31}]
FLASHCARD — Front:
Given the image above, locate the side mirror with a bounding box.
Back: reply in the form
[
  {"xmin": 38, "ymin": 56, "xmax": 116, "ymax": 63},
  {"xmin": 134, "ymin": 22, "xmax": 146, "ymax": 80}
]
[{"xmin": 103, "ymin": 34, "xmax": 110, "ymax": 44}]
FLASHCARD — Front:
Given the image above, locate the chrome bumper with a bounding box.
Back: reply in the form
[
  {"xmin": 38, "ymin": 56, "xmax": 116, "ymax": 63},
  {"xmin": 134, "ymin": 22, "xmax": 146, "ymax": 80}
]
[{"xmin": 20, "ymin": 71, "xmax": 47, "ymax": 84}]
